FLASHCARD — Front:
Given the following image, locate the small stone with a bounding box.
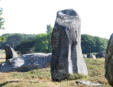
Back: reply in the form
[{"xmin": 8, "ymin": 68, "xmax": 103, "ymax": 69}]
[{"xmin": 76, "ymin": 80, "xmax": 104, "ymax": 86}]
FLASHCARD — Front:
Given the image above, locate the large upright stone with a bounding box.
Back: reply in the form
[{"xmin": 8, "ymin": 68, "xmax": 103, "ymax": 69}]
[
  {"xmin": 105, "ymin": 33, "xmax": 113, "ymax": 86},
  {"xmin": 51, "ymin": 9, "xmax": 88, "ymax": 81},
  {"xmin": 4, "ymin": 45, "xmax": 18, "ymax": 60}
]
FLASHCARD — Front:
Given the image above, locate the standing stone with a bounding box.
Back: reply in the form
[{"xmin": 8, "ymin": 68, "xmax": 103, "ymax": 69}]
[
  {"xmin": 105, "ymin": 33, "xmax": 113, "ymax": 86},
  {"xmin": 4, "ymin": 45, "xmax": 18, "ymax": 60},
  {"xmin": 51, "ymin": 9, "xmax": 88, "ymax": 81}
]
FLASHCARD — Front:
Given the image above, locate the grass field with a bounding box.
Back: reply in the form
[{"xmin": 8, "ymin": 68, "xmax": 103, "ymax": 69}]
[
  {"xmin": 0, "ymin": 50, "xmax": 111, "ymax": 87},
  {"xmin": 0, "ymin": 58, "xmax": 110, "ymax": 87}
]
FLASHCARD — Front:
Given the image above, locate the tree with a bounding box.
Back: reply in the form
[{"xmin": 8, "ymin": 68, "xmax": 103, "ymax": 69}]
[
  {"xmin": 15, "ymin": 40, "xmax": 36, "ymax": 54},
  {"xmin": 34, "ymin": 34, "xmax": 49, "ymax": 53},
  {"xmin": 0, "ymin": 8, "xmax": 5, "ymax": 42},
  {"xmin": 34, "ymin": 24, "xmax": 53, "ymax": 53},
  {"xmin": 0, "ymin": 36, "xmax": 6, "ymax": 42},
  {"xmin": 81, "ymin": 34, "xmax": 96, "ymax": 53},
  {"xmin": 47, "ymin": 24, "xmax": 53, "ymax": 34},
  {"xmin": 46, "ymin": 24, "xmax": 53, "ymax": 52},
  {"xmin": 81, "ymin": 34, "xmax": 108, "ymax": 53},
  {"xmin": 95, "ymin": 37, "xmax": 108, "ymax": 52},
  {"xmin": 0, "ymin": 8, "xmax": 4, "ymax": 29},
  {"xmin": 0, "ymin": 33, "xmax": 36, "ymax": 49}
]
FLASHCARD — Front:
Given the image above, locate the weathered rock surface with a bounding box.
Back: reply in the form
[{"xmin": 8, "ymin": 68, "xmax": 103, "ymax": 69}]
[
  {"xmin": 76, "ymin": 80, "xmax": 104, "ymax": 86},
  {"xmin": 4, "ymin": 45, "xmax": 18, "ymax": 60},
  {"xmin": 0, "ymin": 53, "xmax": 51, "ymax": 72},
  {"xmin": 105, "ymin": 33, "xmax": 113, "ymax": 86},
  {"xmin": 51, "ymin": 9, "xmax": 88, "ymax": 81}
]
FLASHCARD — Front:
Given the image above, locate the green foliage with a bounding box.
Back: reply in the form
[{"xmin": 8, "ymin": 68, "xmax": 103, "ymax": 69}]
[
  {"xmin": 34, "ymin": 25, "xmax": 53, "ymax": 53},
  {"xmin": 34, "ymin": 32, "xmax": 108, "ymax": 54},
  {"xmin": 0, "ymin": 8, "xmax": 5, "ymax": 42},
  {"xmin": 0, "ymin": 8, "xmax": 4, "ymax": 29},
  {"xmin": 47, "ymin": 24, "xmax": 53, "ymax": 34},
  {"xmin": 47, "ymin": 33, "xmax": 52, "ymax": 52},
  {"xmin": 0, "ymin": 36, "xmax": 6, "ymax": 42},
  {"xmin": 81, "ymin": 34, "xmax": 108, "ymax": 53},
  {"xmin": 81, "ymin": 34, "xmax": 96, "ymax": 53},
  {"xmin": 15, "ymin": 40, "xmax": 36, "ymax": 54},
  {"xmin": 34, "ymin": 34, "xmax": 49, "ymax": 53},
  {"xmin": 47, "ymin": 24, "xmax": 53, "ymax": 52},
  {"xmin": 0, "ymin": 33, "xmax": 36, "ymax": 49},
  {"xmin": 95, "ymin": 36, "xmax": 108, "ymax": 52}
]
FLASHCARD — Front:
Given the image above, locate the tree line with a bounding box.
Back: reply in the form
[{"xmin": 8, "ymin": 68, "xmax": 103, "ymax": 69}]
[
  {"xmin": 81, "ymin": 34, "xmax": 108, "ymax": 53},
  {"xmin": 0, "ymin": 25, "xmax": 108, "ymax": 54}
]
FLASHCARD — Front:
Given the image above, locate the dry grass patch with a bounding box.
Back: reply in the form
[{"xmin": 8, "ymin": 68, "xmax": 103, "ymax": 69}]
[{"xmin": 0, "ymin": 50, "xmax": 6, "ymax": 63}]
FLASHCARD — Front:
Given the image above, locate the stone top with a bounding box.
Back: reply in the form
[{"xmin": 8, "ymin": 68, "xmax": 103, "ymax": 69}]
[
  {"xmin": 55, "ymin": 9, "xmax": 80, "ymax": 30},
  {"xmin": 57, "ymin": 9, "xmax": 78, "ymax": 20},
  {"xmin": 110, "ymin": 33, "xmax": 113, "ymax": 38}
]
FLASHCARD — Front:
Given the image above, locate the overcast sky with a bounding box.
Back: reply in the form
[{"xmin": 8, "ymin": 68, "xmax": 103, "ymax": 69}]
[{"xmin": 0, "ymin": 0, "xmax": 113, "ymax": 39}]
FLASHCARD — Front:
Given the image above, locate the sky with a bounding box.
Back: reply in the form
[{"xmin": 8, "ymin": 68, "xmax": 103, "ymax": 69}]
[{"xmin": 0, "ymin": 0, "xmax": 113, "ymax": 39}]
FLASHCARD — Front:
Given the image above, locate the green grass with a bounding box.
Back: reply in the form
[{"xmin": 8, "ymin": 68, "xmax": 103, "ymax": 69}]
[
  {"xmin": 0, "ymin": 58, "xmax": 111, "ymax": 87},
  {"xmin": 67, "ymin": 73, "xmax": 87, "ymax": 81},
  {"xmin": 11, "ymin": 68, "xmax": 51, "ymax": 80}
]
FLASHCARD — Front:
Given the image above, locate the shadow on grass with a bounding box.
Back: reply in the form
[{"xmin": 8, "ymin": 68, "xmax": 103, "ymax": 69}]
[
  {"xmin": 0, "ymin": 80, "xmax": 38, "ymax": 87},
  {"xmin": 0, "ymin": 80, "xmax": 20, "ymax": 87}
]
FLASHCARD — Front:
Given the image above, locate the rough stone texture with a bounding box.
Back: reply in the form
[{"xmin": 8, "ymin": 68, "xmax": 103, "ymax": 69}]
[
  {"xmin": 76, "ymin": 80, "xmax": 104, "ymax": 86},
  {"xmin": 0, "ymin": 53, "xmax": 51, "ymax": 72},
  {"xmin": 96, "ymin": 51, "xmax": 105, "ymax": 58},
  {"xmin": 4, "ymin": 45, "xmax": 18, "ymax": 60},
  {"xmin": 105, "ymin": 33, "xmax": 113, "ymax": 86},
  {"xmin": 51, "ymin": 9, "xmax": 88, "ymax": 81}
]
